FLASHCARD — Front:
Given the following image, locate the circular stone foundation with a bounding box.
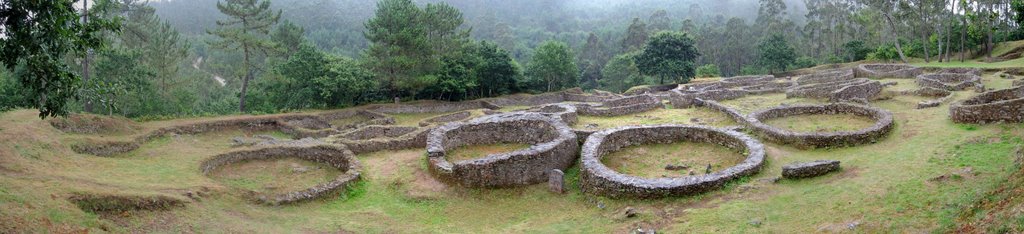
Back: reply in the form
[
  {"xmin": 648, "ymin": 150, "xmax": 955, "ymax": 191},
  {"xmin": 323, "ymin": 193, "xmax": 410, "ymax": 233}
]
[
  {"xmin": 950, "ymin": 86, "xmax": 1024, "ymax": 123},
  {"xmin": 854, "ymin": 64, "xmax": 923, "ymax": 78},
  {"xmin": 916, "ymin": 73, "xmax": 983, "ymax": 91},
  {"xmin": 747, "ymin": 103, "xmax": 894, "ymax": 148},
  {"xmin": 426, "ymin": 112, "xmax": 578, "ymax": 188},
  {"xmin": 579, "ymin": 125, "xmax": 765, "ymax": 199},
  {"xmin": 200, "ymin": 145, "xmax": 361, "ymax": 205}
]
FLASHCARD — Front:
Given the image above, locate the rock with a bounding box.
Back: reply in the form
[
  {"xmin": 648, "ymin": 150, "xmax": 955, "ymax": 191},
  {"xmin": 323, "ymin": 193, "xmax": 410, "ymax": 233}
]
[
  {"xmin": 749, "ymin": 219, "xmax": 762, "ymax": 227},
  {"xmin": 624, "ymin": 207, "xmax": 638, "ymax": 218},
  {"xmin": 585, "ymin": 123, "xmax": 599, "ymax": 129},
  {"xmin": 757, "ymin": 177, "xmax": 781, "ymax": 184},
  {"xmin": 254, "ymin": 135, "xmax": 277, "ymax": 141},
  {"xmin": 688, "ymin": 170, "xmax": 695, "ymax": 176},
  {"xmin": 664, "ymin": 164, "xmax": 689, "ymax": 171},
  {"xmin": 597, "ymin": 202, "xmax": 606, "ymax": 209},
  {"xmin": 1014, "ymin": 146, "xmax": 1024, "ymax": 168},
  {"xmin": 782, "ymin": 160, "xmax": 841, "ymax": 179},
  {"xmin": 846, "ymin": 221, "xmax": 860, "ymax": 230},
  {"xmin": 419, "ymin": 122, "xmax": 430, "ymax": 127},
  {"xmin": 231, "ymin": 137, "xmax": 260, "ymax": 147},
  {"xmin": 705, "ymin": 164, "xmax": 713, "ymax": 174},
  {"xmin": 548, "ymin": 169, "xmax": 565, "ymax": 194},
  {"xmin": 690, "ymin": 118, "xmax": 701, "ymax": 123}
]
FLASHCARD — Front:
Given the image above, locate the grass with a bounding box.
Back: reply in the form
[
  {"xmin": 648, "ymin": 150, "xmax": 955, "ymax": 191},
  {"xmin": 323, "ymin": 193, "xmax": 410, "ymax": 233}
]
[
  {"xmin": 328, "ymin": 115, "xmax": 370, "ymax": 127},
  {"xmin": 208, "ymin": 158, "xmax": 341, "ymax": 194},
  {"xmin": 575, "ymin": 107, "xmax": 739, "ymax": 129},
  {"xmin": 763, "ymin": 113, "xmax": 878, "ymax": 132},
  {"xmin": 601, "ymin": 141, "xmax": 746, "ymax": 178},
  {"xmin": 0, "ymin": 70, "xmax": 1023, "ymax": 232},
  {"xmin": 446, "ymin": 143, "xmax": 532, "ymax": 162},
  {"xmin": 911, "ymin": 57, "xmax": 1024, "ymax": 68},
  {"xmin": 718, "ymin": 93, "xmax": 824, "ymax": 114}
]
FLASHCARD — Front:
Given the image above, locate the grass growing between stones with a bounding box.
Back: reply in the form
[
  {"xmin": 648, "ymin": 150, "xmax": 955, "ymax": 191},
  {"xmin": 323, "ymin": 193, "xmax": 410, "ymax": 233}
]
[
  {"xmin": 601, "ymin": 142, "xmax": 747, "ymax": 178},
  {"xmin": 445, "ymin": 143, "xmax": 532, "ymax": 162},
  {"xmin": 1, "ymin": 72, "xmax": 1023, "ymax": 232},
  {"xmin": 327, "ymin": 115, "xmax": 369, "ymax": 127},
  {"xmin": 718, "ymin": 93, "xmax": 824, "ymax": 114},
  {"xmin": 208, "ymin": 158, "xmax": 341, "ymax": 194},
  {"xmin": 762, "ymin": 113, "xmax": 878, "ymax": 132}
]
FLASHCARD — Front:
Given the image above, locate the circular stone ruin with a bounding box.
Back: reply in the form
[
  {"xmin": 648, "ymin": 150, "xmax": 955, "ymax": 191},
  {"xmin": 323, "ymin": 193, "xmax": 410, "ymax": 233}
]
[
  {"xmin": 746, "ymin": 103, "xmax": 894, "ymax": 148},
  {"xmin": 579, "ymin": 125, "xmax": 765, "ymax": 199},
  {"xmin": 200, "ymin": 145, "xmax": 361, "ymax": 205},
  {"xmin": 854, "ymin": 64, "xmax": 923, "ymax": 78},
  {"xmin": 950, "ymin": 86, "xmax": 1024, "ymax": 123},
  {"xmin": 426, "ymin": 112, "xmax": 579, "ymax": 188},
  {"xmin": 916, "ymin": 73, "xmax": 983, "ymax": 91}
]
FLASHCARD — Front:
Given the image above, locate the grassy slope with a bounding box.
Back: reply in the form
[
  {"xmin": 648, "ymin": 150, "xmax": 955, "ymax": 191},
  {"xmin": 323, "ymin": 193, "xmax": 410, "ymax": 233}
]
[{"xmin": 0, "ymin": 70, "xmax": 1021, "ymax": 232}]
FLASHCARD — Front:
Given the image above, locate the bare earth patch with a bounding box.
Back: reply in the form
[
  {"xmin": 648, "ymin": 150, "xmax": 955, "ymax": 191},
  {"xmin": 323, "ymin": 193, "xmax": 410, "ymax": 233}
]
[{"xmin": 601, "ymin": 142, "xmax": 747, "ymax": 178}]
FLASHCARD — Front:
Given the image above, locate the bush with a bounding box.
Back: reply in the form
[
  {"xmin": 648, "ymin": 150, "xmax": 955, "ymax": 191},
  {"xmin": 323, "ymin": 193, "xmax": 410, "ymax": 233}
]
[
  {"xmin": 793, "ymin": 56, "xmax": 817, "ymax": 69},
  {"xmin": 843, "ymin": 40, "xmax": 870, "ymax": 62},
  {"xmin": 695, "ymin": 64, "xmax": 721, "ymax": 78}
]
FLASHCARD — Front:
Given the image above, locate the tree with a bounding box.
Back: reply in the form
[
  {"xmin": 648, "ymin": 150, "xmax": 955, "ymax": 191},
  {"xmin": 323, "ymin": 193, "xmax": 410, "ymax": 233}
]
[
  {"xmin": 117, "ymin": 1, "xmax": 189, "ymax": 94},
  {"xmin": 648, "ymin": 9, "xmax": 671, "ymax": 32},
  {"xmin": 208, "ymin": 0, "xmax": 281, "ymax": 112},
  {"xmin": 578, "ymin": 33, "xmax": 606, "ymax": 90},
  {"xmin": 475, "ymin": 41, "xmax": 522, "ymax": 97},
  {"xmin": 258, "ymin": 44, "xmax": 376, "ymax": 110},
  {"xmin": 621, "ymin": 18, "xmax": 649, "ymax": 52},
  {"xmin": 272, "ymin": 20, "xmax": 305, "ymax": 57},
  {"xmin": 635, "ymin": 31, "xmax": 700, "ymax": 84},
  {"xmin": 757, "ymin": 34, "xmax": 796, "ymax": 73},
  {"xmin": 526, "ymin": 41, "xmax": 578, "ymax": 92},
  {"xmin": 843, "ymin": 40, "xmax": 870, "ymax": 62},
  {"xmin": 600, "ymin": 52, "xmax": 645, "ymax": 93},
  {"xmin": 0, "ymin": 0, "xmax": 120, "ymax": 118}
]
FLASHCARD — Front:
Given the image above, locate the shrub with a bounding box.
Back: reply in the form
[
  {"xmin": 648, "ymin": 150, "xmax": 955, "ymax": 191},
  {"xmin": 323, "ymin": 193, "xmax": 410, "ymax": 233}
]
[{"xmin": 695, "ymin": 64, "xmax": 721, "ymax": 78}]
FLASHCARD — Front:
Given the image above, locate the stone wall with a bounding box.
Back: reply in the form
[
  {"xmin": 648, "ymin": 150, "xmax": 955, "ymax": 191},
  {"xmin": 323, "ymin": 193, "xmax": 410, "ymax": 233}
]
[
  {"xmin": 796, "ymin": 68, "xmax": 855, "ymax": 84},
  {"xmin": 526, "ymin": 103, "xmax": 579, "ymax": 126},
  {"xmin": 895, "ymin": 88, "xmax": 954, "ymax": 109},
  {"xmin": 577, "ymin": 94, "xmax": 664, "ymax": 117},
  {"xmin": 72, "ymin": 114, "xmax": 318, "ymax": 156},
  {"xmin": 420, "ymin": 111, "xmax": 472, "ymax": 125},
  {"xmin": 328, "ymin": 126, "xmax": 430, "ymax": 155},
  {"xmin": 916, "ymin": 73, "xmax": 983, "ymax": 91},
  {"xmin": 199, "ymin": 144, "xmax": 361, "ymax": 205},
  {"xmin": 426, "ymin": 113, "xmax": 578, "ymax": 188},
  {"xmin": 950, "ymin": 86, "xmax": 1024, "ymax": 123},
  {"xmin": 854, "ymin": 64, "xmax": 923, "ymax": 78},
  {"xmin": 366, "ymin": 100, "xmax": 499, "ymax": 114},
  {"xmin": 787, "ymin": 78, "xmax": 881, "ymax": 102},
  {"xmin": 579, "ymin": 125, "xmax": 765, "ymax": 198},
  {"xmin": 937, "ymin": 67, "xmax": 983, "ymax": 76},
  {"xmin": 747, "ymin": 103, "xmax": 894, "ymax": 148}
]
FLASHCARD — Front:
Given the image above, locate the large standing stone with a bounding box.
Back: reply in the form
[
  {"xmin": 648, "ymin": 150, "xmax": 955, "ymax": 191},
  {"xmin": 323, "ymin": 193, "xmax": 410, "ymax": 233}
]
[
  {"xmin": 782, "ymin": 160, "xmax": 841, "ymax": 179},
  {"xmin": 548, "ymin": 169, "xmax": 565, "ymax": 194}
]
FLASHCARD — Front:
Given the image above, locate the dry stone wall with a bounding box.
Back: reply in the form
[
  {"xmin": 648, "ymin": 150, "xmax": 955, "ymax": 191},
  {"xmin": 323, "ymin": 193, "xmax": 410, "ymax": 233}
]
[
  {"xmin": 746, "ymin": 103, "xmax": 894, "ymax": 148},
  {"xmin": 579, "ymin": 125, "xmax": 765, "ymax": 198},
  {"xmin": 916, "ymin": 73, "xmax": 983, "ymax": 91},
  {"xmin": 950, "ymin": 86, "xmax": 1024, "ymax": 123},
  {"xmin": 426, "ymin": 112, "xmax": 578, "ymax": 188},
  {"xmin": 577, "ymin": 95, "xmax": 664, "ymax": 117},
  {"xmin": 199, "ymin": 144, "xmax": 361, "ymax": 205},
  {"xmin": 854, "ymin": 64, "xmax": 923, "ymax": 78}
]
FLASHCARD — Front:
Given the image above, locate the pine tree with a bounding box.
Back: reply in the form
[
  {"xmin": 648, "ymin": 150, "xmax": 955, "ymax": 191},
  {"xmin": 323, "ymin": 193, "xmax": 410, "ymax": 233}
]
[
  {"xmin": 578, "ymin": 33, "xmax": 606, "ymax": 89},
  {"xmin": 648, "ymin": 9, "xmax": 671, "ymax": 33},
  {"xmin": 207, "ymin": 0, "xmax": 281, "ymax": 112},
  {"xmin": 364, "ymin": 0, "xmax": 433, "ymax": 97},
  {"xmin": 622, "ymin": 18, "xmax": 649, "ymax": 52}
]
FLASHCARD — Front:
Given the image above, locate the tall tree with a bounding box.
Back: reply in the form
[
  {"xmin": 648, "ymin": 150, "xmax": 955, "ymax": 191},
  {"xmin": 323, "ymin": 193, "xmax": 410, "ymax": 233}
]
[
  {"xmin": 621, "ymin": 18, "xmax": 649, "ymax": 52},
  {"xmin": 648, "ymin": 9, "xmax": 671, "ymax": 32},
  {"xmin": 757, "ymin": 34, "xmax": 797, "ymax": 73},
  {"xmin": 600, "ymin": 52, "xmax": 645, "ymax": 93},
  {"xmin": 272, "ymin": 20, "xmax": 305, "ymax": 57},
  {"xmin": 526, "ymin": 41, "xmax": 578, "ymax": 92},
  {"xmin": 208, "ymin": 0, "xmax": 281, "ymax": 112},
  {"xmin": 635, "ymin": 31, "xmax": 700, "ymax": 84},
  {"xmin": 475, "ymin": 41, "xmax": 521, "ymax": 97},
  {"xmin": 578, "ymin": 33, "xmax": 606, "ymax": 90},
  {"xmin": 0, "ymin": 0, "xmax": 120, "ymax": 118},
  {"xmin": 118, "ymin": 1, "xmax": 189, "ymax": 94}
]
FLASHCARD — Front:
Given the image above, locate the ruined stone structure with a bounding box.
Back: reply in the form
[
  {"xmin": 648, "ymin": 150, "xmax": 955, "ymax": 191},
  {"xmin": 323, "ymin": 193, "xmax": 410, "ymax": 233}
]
[
  {"xmin": 787, "ymin": 68, "xmax": 883, "ymax": 102},
  {"xmin": 950, "ymin": 86, "xmax": 1024, "ymax": 123},
  {"xmin": 579, "ymin": 125, "xmax": 765, "ymax": 198},
  {"xmin": 916, "ymin": 73, "xmax": 983, "ymax": 91},
  {"xmin": 426, "ymin": 113, "xmax": 579, "ymax": 188},
  {"xmin": 854, "ymin": 64, "xmax": 923, "ymax": 78},
  {"xmin": 577, "ymin": 94, "xmax": 664, "ymax": 117},
  {"xmin": 199, "ymin": 145, "xmax": 361, "ymax": 205},
  {"xmin": 746, "ymin": 103, "xmax": 894, "ymax": 148},
  {"xmin": 782, "ymin": 160, "xmax": 841, "ymax": 179},
  {"xmin": 895, "ymin": 88, "xmax": 954, "ymax": 109},
  {"xmin": 419, "ymin": 111, "xmax": 472, "ymax": 126}
]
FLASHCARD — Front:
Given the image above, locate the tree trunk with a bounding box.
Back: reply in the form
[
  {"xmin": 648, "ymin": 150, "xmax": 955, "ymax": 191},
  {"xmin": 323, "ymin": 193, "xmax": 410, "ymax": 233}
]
[
  {"xmin": 945, "ymin": 0, "xmax": 955, "ymax": 62},
  {"xmin": 960, "ymin": 7, "xmax": 967, "ymax": 62},
  {"xmin": 986, "ymin": 10, "xmax": 994, "ymax": 60},
  {"xmin": 240, "ymin": 72, "xmax": 251, "ymax": 113},
  {"xmin": 883, "ymin": 13, "xmax": 909, "ymax": 63},
  {"xmin": 82, "ymin": 0, "xmax": 92, "ymax": 113}
]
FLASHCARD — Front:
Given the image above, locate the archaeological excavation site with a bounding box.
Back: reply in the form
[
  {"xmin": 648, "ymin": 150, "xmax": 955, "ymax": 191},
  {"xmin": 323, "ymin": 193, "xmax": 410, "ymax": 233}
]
[{"xmin": 3, "ymin": 62, "xmax": 1024, "ymax": 232}]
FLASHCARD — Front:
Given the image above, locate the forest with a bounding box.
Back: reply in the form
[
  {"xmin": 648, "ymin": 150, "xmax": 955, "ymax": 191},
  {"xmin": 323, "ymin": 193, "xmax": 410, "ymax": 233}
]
[{"xmin": 1, "ymin": 0, "xmax": 1022, "ymax": 119}]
